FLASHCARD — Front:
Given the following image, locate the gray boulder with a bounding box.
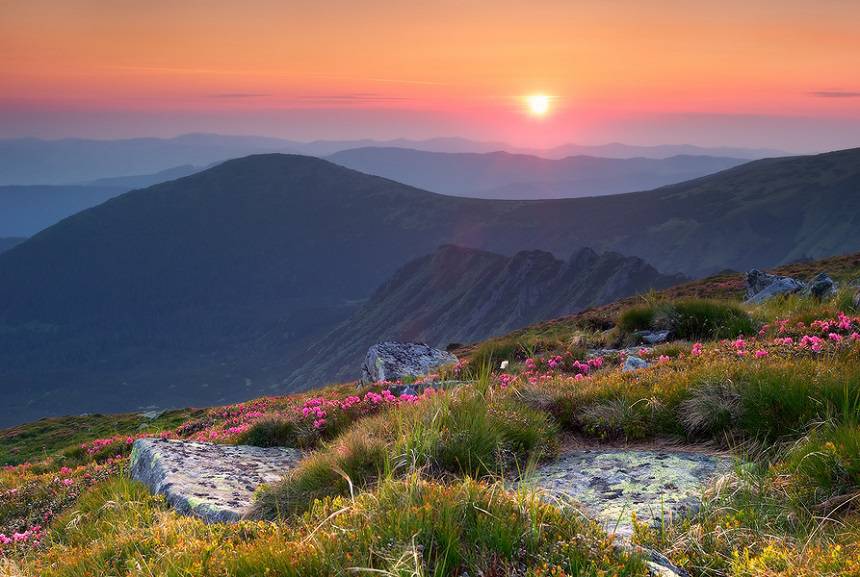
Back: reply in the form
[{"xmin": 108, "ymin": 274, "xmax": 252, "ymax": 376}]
[
  {"xmin": 622, "ymin": 355, "xmax": 649, "ymax": 372},
  {"xmin": 360, "ymin": 341, "xmax": 457, "ymax": 385},
  {"xmin": 744, "ymin": 269, "xmax": 804, "ymax": 304},
  {"xmin": 803, "ymin": 272, "xmax": 838, "ymax": 300}
]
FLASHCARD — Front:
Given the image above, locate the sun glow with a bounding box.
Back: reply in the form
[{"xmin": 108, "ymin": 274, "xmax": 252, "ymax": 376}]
[{"xmin": 525, "ymin": 94, "xmax": 551, "ymax": 117}]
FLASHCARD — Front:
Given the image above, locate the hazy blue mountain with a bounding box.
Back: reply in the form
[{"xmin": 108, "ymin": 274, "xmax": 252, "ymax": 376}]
[
  {"xmin": 534, "ymin": 142, "xmax": 787, "ymax": 160},
  {"xmin": 0, "ymin": 148, "xmax": 858, "ymax": 425},
  {"xmin": 0, "ymin": 133, "xmax": 785, "ymax": 185},
  {"xmin": 290, "ymin": 245, "xmax": 685, "ymax": 386},
  {"xmin": 84, "ymin": 164, "xmax": 202, "ymax": 188},
  {"xmin": 0, "ymin": 134, "xmax": 299, "ymax": 185},
  {"xmin": 0, "ymin": 238, "xmax": 25, "ymax": 254},
  {"xmin": 327, "ymin": 148, "xmax": 747, "ymax": 199},
  {"xmin": 0, "ymin": 165, "xmax": 205, "ymax": 236},
  {"xmin": 0, "ymin": 185, "xmax": 126, "ymax": 236}
]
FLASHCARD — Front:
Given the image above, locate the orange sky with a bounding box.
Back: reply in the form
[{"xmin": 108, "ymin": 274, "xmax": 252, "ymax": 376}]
[{"xmin": 1, "ymin": 0, "xmax": 859, "ymax": 148}]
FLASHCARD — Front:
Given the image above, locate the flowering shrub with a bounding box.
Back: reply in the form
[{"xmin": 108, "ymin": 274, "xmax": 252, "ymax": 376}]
[{"xmin": 0, "ymin": 456, "xmax": 124, "ymax": 556}]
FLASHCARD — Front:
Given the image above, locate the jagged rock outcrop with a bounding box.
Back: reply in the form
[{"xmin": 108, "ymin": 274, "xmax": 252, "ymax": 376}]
[
  {"xmin": 290, "ymin": 245, "xmax": 685, "ymax": 387},
  {"xmin": 744, "ymin": 269, "xmax": 804, "ymax": 304},
  {"xmin": 130, "ymin": 439, "xmax": 302, "ymax": 523},
  {"xmin": 360, "ymin": 342, "xmax": 457, "ymax": 385}
]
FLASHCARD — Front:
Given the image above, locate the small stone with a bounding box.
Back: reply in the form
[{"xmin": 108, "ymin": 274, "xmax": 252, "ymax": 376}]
[
  {"xmin": 623, "ymin": 355, "xmax": 649, "ymax": 372},
  {"xmin": 635, "ymin": 330, "xmax": 670, "ymax": 345}
]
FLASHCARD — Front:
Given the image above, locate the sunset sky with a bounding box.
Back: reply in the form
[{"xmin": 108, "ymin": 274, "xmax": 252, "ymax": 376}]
[{"xmin": 1, "ymin": 0, "xmax": 859, "ymax": 150}]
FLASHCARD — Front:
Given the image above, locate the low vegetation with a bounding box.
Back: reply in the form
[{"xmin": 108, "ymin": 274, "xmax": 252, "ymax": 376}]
[{"xmin": 2, "ymin": 261, "xmax": 860, "ymax": 576}]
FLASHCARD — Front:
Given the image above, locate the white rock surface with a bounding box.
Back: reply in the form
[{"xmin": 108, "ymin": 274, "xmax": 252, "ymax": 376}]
[
  {"xmin": 130, "ymin": 438, "xmax": 302, "ymax": 522},
  {"xmin": 523, "ymin": 449, "xmax": 729, "ymax": 537}
]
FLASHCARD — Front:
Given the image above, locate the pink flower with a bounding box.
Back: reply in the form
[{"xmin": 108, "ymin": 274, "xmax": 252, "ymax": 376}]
[
  {"xmin": 62, "ymin": 478, "xmax": 74, "ymax": 486},
  {"xmin": 800, "ymin": 335, "xmax": 825, "ymax": 352},
  {"xmin": 828, "ymin": 332, "xmax": 843, "ymax": 342},
  {"xmin": 691, "ymin": 343, "xmax": 703, "ymax": 357},
  {"xmin": 754, "ymin": 349, "xmax": 769, "ymax": 359},
  {"xmin": 657, "ymin": 355, "xmax": 670, "ymax": 364}
]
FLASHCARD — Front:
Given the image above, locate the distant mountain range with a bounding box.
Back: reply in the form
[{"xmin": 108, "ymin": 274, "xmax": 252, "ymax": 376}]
[
  {"xmin": 0, "ymin": 166, "xmax": 203, "ymax": 236},
  {"xmin": 290, "ymin": 245, "xmax": 684, "ymax": 386},
  {"xmin": 327, "ymin": 148, "xmax": 747, "ymax": 199},
  {"xmin": 0, "ymin": 147, "xmax": 749, "ymax": 235},
  {"xmin": 0, "ymin": 148, "xmax": 858, "ymax": 425},
  {"xmin": 0, "ymin": 133, "xmax": 786, "ymax": 185}
]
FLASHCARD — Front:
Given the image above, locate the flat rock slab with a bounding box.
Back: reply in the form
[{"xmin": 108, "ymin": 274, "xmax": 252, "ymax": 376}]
[
  {"xmin": 525, "ymin": 449, "xmax": 729, "ymax": 537},
  {"xmin": 131, "ymin": 439, "xmax": 302, "ymax": 523}
]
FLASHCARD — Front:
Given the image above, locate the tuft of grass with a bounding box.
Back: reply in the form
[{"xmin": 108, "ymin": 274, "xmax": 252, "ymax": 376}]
[
  {"xmin": 671, "ymin": 299, "xmax": 756, "ymax": 340},
  {"xmin": 617, "ymin": 304, "xmax": 661, "ymax": 334},
  {"xmin": 238, "ymin": 416, "xmax": 309, "ymax": 448},
  {"xmin": 617, "ymin": 298, "xmax": 755, "ymax": 342},
  {"xmin": 679, "ymin": 376, "xmax": 743, "ymax": 437},
  {"xmin": 47, "ymin": 477, "xmax": 166, "ymax": 548},
  {"xmin": 252, "ymin": 426, "xmax": 390, "ymax": 519},
  {"xmin": 784, "ymin": 424, "xmax": 860, "ymax": 513}
]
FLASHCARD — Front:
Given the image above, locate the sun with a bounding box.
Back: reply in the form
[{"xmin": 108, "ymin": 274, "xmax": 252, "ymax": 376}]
[{"xmin": 525, "ymin": 93, "xmax": 551, "ymax": 117}]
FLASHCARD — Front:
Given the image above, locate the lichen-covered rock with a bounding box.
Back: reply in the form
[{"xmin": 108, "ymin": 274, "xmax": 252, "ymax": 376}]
[
  {"xmin": 523, "ymin": 449, "xmax": 729, "ymax": 537},
  {"xmin": 623, "ymin": 355, "xmax": 649, "ymax": 372},
  {"xmin": 130, "ymin": 439, "xmax": 302, "ymax": 523},
  {"xmin": 360, "ymin": 341, "xmax": 457, "ymax": 385},
  {"xmin": 744, "ymin": 269, "xmax": 804, "ymax": 304},
  {"xmin": 803, "ymin": 272, "xmax": 838, "ymax": 300}
]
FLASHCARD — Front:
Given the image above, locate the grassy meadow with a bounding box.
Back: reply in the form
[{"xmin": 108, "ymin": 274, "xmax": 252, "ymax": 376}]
[{"xmin": 2, "ymin": 261, "xmax": 860, "ymax": 576}]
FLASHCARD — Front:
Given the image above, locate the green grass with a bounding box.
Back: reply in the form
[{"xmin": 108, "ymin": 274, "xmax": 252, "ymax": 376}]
[
  {"xmin": 32, "ymin": 475, "xmax": 644, "ymax": 577},
  {"xmin": 238, "ymin": 416, "xmax": 308, "ymax": 448},
  {"xmin": 253, "ymin": 388, "xmax": 558, "ymax": 519},
  {"xmin": 617, "ymin": 298, "xmax": 755, "ymax": 342},
  {"xmin": 0, "ymin": 409, "xmax": 199, "ymax": 467}
]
